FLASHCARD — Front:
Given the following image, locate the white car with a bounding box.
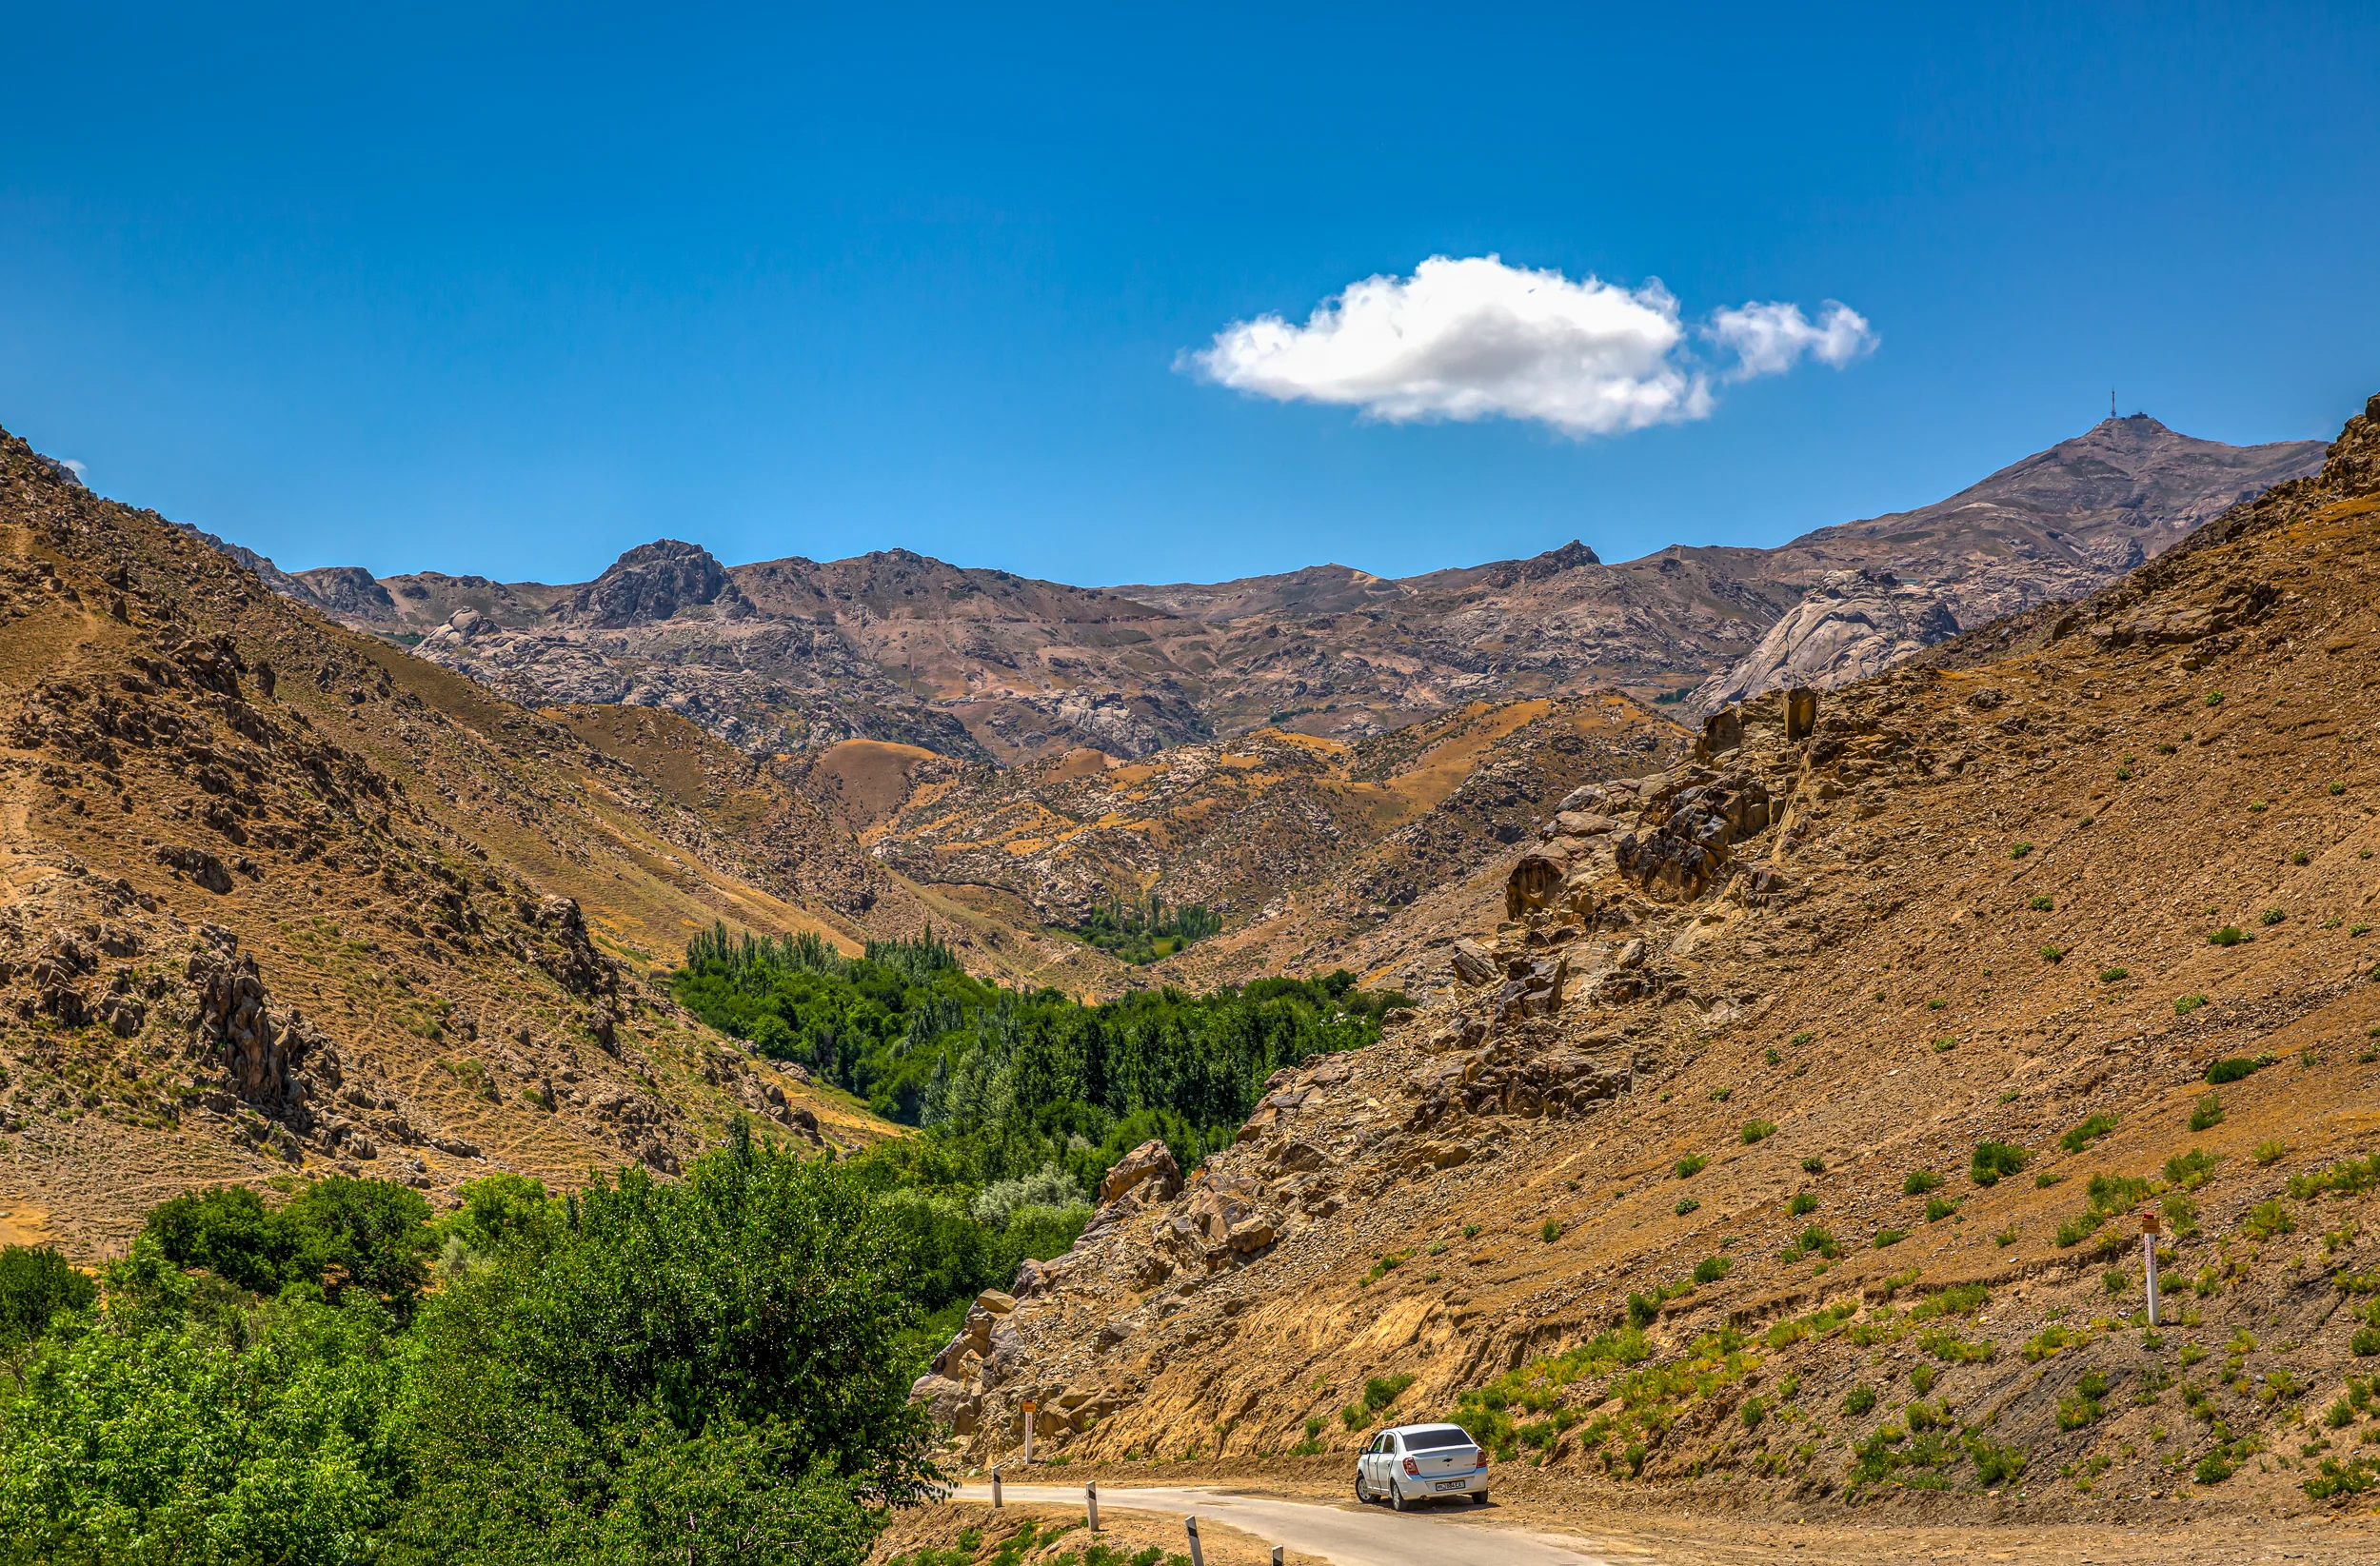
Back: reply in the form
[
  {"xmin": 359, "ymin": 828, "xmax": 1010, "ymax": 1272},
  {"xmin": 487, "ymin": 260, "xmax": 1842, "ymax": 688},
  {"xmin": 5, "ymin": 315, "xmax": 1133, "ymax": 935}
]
[{"xmin": 1354, "ymin": 1422, "xmax": 1489, "ymax": 1510}]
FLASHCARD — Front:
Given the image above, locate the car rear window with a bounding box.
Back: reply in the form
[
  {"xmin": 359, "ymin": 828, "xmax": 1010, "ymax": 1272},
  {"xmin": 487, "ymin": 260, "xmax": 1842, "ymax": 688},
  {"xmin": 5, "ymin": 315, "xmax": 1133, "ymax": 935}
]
[{"xmin": 1401, "ymin": 1427, "xmax": 1477, "ymax": 1450}]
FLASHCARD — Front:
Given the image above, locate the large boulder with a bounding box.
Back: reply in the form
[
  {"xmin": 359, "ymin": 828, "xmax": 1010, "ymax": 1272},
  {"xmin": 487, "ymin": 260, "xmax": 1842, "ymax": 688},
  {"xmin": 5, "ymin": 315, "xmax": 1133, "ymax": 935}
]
[
  {"xmin": 1693, "ymin": 568, "xmax": 1958, "ymax": 713},
  {"xmin": 1097, "ymin": 1140, "xmax": 1182, "ymax": 1206}
]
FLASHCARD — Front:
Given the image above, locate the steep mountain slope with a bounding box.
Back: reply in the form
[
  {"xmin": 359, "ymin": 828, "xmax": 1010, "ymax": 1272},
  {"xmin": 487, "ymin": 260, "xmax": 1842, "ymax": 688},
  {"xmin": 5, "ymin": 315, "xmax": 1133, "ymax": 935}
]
[
  {"xmin": 1694, "ymin": 415, "xmax": 2325, "ymax": 709},
  {"xmin": 0, "ymin": 428, "xmax": 960, "ymax": 1258},
  {"xmin": 221, "ymin": 420, "xmax": 2320, "ymax": 768},
  {"xmin": 928, "ymin": 395, "xmax": 2380, "ymax": 1526}
]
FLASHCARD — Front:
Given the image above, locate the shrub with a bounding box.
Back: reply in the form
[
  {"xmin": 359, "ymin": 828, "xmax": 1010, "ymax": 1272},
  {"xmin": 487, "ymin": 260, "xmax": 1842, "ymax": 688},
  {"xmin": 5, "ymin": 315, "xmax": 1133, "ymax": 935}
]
[
  {"xmin": 2330, "ymin": 782, "xmax": 2349, "ymax": 796},
  {"xmin": 1873, "ymin": 1228, "xmax": 1909, "ymax": 1249},
  {"xmin": 2029, "ymin": 895, "xmax": 2055, "ymax": 911},
  {"xmin": 1674, "ymin": 1154, "xmax": 1707, "ymax": 1179},
  {"xmin": 2195, "ymin": 1450, "xmax": 2235, "ymax": 1484},
  {"xmin": 1740, "ymin": 1120, "xmax": 1776, "ymax": 1144},
  {"xmin": 2174, "ymin": 994, "xmax": 2206, "ymax": 1014},
  {"xmin": 2040, "ymin": 943, "xmax": 2066, "ymax": 963},
  {"xmin": 1797, "ymin": 1226, "xmax": 1840, "ymax": 1259},
  {"xmin": 1791, "ymin": 1031, "xmax": 1815, "ymax": 1045},
  {"xmin": 1969, "ymin": 1439, "xmax": 2028, "ymax": 1486},
  {"xmin": 2062, "ymin": 1114, "xmax": 2118, "ymax": 1154},
  {"xmin": 1462, "ymin": 1223, "xmax": 1480, "ymax": 1239},
  {"xmin": 2249, "ymin": 801, "xmax": 2270, "ymax": 814},
  {"xmin": 2241, "ymin": 1199, "xmax": 2295, "ymax": 1240},
  {"xmin": 2163, "ymin": 1149, "xmax": 2220, "ymax": 1191},
  {"xmin": 2291, "ymin": 850, "xmax": 2311, "ymax": 866},
  {"xmin": 2190, "ymin": 1093, "xmax": 2226, "ymax": 1133},
  {"xmin": 1843, "ymin": 1385, "xmax": 1877, "ymax": 1416},
  {"xmin": 1363, "ymin": 1374, "xmax": 1415, "ymax": 1412},
  {"xmin": 1801, "ymin": 1155, "xmax": 1825, "ymax": 1174},
  {"xmin": 1539, "ymin": 1219, "xmax": 1561, "ymax": 1243},
  {"xmin": 1972, "ymin": 1140, "xmax": 2028, "ymax": 1185},
  {"xmin": 2011, "ymin": 842, "xmax": 2033, "ymax": 860},
  {"xmin": 1764, "ymin": 1047, "xmax": 1781, "ymax": 1065},
  {"xmin": 1740, "ymin": 1396, "xmax": 1768, "ymax": 1431},
  {"xmin": 1934, "ymin": 1037, "xmax": 1957, "ymax": 1053},
  {"xmin": 2252, "ymin": 1140, "xmax": 2288, "ymax": 1166},
  {"xmin": 1901, "ymin": 1170, "xmax": 1944, "ymax": 1199},
  {"xmin": 2354, "ymin": 1327, "xmax": 2380, "ymax": 1358},
  {"xmin": 1674, "ymin": 1198, "xmax": 1698, "ymax": 1217},
  {"xmin": 2205, "ymin": 691, "xmax": 2224, "ymax": 707},
  {"xmin": 1708, "ymin": 1086, "xmax": 1733, "ymax": 1102},
  {"xmin": 2208, "ymin": 926, "xmax": 2247, "ymax": 946},
  {"xmin": 1693, "ymin": 1256, "xmax": 1733, "ymax": 1285},
  {"xmin": 1788, "ymin": 1191, "xmax": 1818, "ymax": 1216},
  {"xmin": 2206, "ymin": 1056, "xmax": 2266, "ymax": 1083},
  {"xmin": 0, "ymin": 1245, "xmax": 95, "ymax": 1342},
  {"xmin": 2098, "ymin": 967, "xmax": 2129, "ymax": 983},
  {"xmin": 2260, "ymin": 908, "xmax": 2287, "ymax": 927}
]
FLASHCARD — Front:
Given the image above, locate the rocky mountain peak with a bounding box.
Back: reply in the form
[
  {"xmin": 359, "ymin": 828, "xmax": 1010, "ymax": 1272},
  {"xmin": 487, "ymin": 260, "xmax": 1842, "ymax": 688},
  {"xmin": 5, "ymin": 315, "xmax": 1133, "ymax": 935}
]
[{"xmin": 564, "ymin": 539, "xmax": 750, "ymax": 628}]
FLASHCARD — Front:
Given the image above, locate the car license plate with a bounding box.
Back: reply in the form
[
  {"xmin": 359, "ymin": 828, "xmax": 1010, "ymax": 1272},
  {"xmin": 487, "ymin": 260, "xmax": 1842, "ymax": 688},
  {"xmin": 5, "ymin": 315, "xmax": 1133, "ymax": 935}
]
[{"xmin": 1434, "ymin": 1479, "xmax": 1468, "ymax": 1491}]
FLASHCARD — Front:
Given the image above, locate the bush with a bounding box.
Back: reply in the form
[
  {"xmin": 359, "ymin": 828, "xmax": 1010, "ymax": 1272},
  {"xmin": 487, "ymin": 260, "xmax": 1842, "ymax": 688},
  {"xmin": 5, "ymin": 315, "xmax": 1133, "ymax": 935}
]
[
  {"xmin": 1675, "ymin": 1198, "xmax": 1700, "ymax": 1222},
  {"xmin": 1971, "ymin": 1140, "xmax": 2029, "ymax": 1186},
  {"xmin": 2196, "ymin": 1450, "xmax": 2235, "ymax": 1485},
  {"xmin": 2261, "ymin": 908, "xmax": 2287, "ymax": 926},
  {"xmin": 1693, "ymin": 1256, "xmax": 1732, "ymax": 1285},
  {"xmin": 2163, "ymin": 1148, "xmax": 2220, "ymax": 1190},
  {"xmin": 1788, "ymin": 1191, "xmax": 1819, "ymax": 1217},
  {"xmin": 1801, "ymin": 1155, "xmax": 1826, "ymax": 1174},
  {"xmin": 2207, "ymin": 1056, "xmax": 2267, "ymax": 1083},
  {"xmin": 969, "ymin": 1164, "xmax": 1084, "ymax": 1226},
  {"xmin": 1969, "ymin": 1439, "xmax": 2028, "ymax": 1486},
  {"xmin": 2208, "ymin": 926, "xmax": 2247, "ymax": 947},
  {"xmin": 1873, "ymin": 1228, "xmax": 1909, "ymax": 1249},
  {"xmin": 2098, "ymin": 966, "xmax": 2129, "ymax": 983},
  {"xmin": 1363, "ymin": 1373, "xmax": 1415, "ymax": 1412},
  {"xmin": 2254, "ymin": 1140, "xmax": 2289, "ymax": 1166},
  {"xmin": 2029, "ymin": 896, "xmax": 2054, "ymax": 911},
  {"xmin": 2353, "ymin": 1326, "xmax": 2380, "ymax": 1357},
  {"xmin": 1674, "ymin": 1154, "xmax": 1708, "ymax": 1179},
  {"xmin": 1740, "ymin": 1120, "xmax": 1777, "ymax": 1144},
  {"xmin": 2061, "ymin": 1114, "xmax": 2118, "ymax": 1154},
  {"xmin": 2190, "ymin": 1093, "xmax": 2226, "ymax": 1132},
  {"xmin": 1934, "ymin": 1036, "xmax": 1958, "ymax": 1053},
  {"xmin": 1843, "ymin": 1385, "xmax": 1877, "ymax": 1416},
  {"xmin": 1540, "ymin": 1219, "xmax": 1561, "ymax": 1243},
  {"xmin": 2040, "ymin": 943, "xmax": 2067, "ymax": 963},
  {"xmin": 1903, "ymin": 1170, "xmax": 1944, "ymax": 1196},
  {"xmin": 2011, "ymin": 842, "xmax": 2033, "ymax": 860},
  {"xmin": 0, "ymin": 1245, "xmax": 94, "ymax": 1342},
  {"xmin": 2174, "ymin": 994, "xmax": 2206, "ymax": 1014},
  {"xmin": 1740, "ymin": 1397, "xmax": 1768, "ymax": 1430},
  {"xmin": 2242, "ymin": 1199, "xmax": 2295, "ymax": 1240},
  {"xmin": 1925, "ymin": 1197, "xmax": 1958, "ymax": 1223}
]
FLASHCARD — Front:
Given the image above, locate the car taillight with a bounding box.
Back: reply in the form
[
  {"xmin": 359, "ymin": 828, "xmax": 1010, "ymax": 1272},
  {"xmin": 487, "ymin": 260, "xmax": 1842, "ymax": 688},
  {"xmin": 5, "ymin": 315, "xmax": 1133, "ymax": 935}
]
[
  {"xmin": 1475, "ymin": 1452, "xmax": 1489, "ymax": 1469},
  {"xmin": 1401, "ymin": 1457, "xmax": 1418, "ymax": 1477}
]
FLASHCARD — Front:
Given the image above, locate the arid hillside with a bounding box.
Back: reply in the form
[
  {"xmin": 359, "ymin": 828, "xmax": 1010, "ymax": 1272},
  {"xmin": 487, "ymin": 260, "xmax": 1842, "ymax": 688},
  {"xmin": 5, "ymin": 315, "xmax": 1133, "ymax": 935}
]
[
  {"xmin": 919, "ymin": 395, "xmax": 2380, "ymax": 1526},
  {"xmin": 0, "ymin": 429, "xmax": 1109, "ymax": 1258},
  {"xmin": 210, "ymin": 418, "xmax": 2318, "ymax": 767}
]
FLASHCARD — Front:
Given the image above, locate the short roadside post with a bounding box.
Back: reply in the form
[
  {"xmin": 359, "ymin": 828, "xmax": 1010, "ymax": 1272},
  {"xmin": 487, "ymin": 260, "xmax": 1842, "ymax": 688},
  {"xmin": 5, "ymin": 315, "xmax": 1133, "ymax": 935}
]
[
  {"xmin": 1021, "ymin": 1400, "xmax": 1036, "ymax": 1465},
  {"xmin": 1184, "ymin": 1514, "xmax": 1205, "ymax": 1566},
  {"xmin": 990, "ymin": 1466, "xmax": 1002, "ymax": 1508},
  {"xmin": 1271, "ymin": 1550, "xmax": 1285, "ymax": 1566},
  {"xmin": 1086, "ymin": 1479, "xmax": 1099, "ymax": 1533},
  {"xmin": 2142, "ymin": 1209, "xmax": 2163, "ymax": 1327}
]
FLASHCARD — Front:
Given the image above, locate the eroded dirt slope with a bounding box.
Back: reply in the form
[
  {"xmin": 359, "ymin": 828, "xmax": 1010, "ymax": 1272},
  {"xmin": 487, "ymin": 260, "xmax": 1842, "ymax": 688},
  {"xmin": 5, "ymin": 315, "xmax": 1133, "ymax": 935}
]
[{"xmin": 0, "ymin": 429, "xmax": 924, "ymax": 1256}]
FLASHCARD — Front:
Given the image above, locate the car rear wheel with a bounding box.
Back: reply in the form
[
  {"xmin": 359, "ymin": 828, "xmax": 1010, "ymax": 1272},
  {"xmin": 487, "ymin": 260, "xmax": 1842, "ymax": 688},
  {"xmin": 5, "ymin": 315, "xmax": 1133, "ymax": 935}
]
[
  {"xmin": 1389, "ymin": 1479, "xmax": 1409, "ymax": 1512},
  {"xmin": 1470, "ymin": 1491, "xmax": 1489, "ymax": 1505}
]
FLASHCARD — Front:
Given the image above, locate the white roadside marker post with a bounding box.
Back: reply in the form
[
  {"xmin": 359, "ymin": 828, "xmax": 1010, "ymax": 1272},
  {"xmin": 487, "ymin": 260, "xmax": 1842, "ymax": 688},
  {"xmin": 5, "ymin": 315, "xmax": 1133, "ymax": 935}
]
[
  {"xmin": 1183, "ymin": 1515, "xmax": 1205, "ymax": 1566},
  {"xmin": 2142, "ymin": 1209, "xmax": 2163, "ymax": 1327},
  {"xmin": 1086, "ymin": 1480, "xmax": 1099, "ymax": 1533},
  {"xmin": 991, "ymin": 1466, "xmax": 1002, "ymax": 1508},
  {"xmin": 1271, "ymin": 1550, "xmax": 1285, "ymax": 1566},
  {"xmin": 1021, "ymin": 1400, "xmax": 1036, "ymax": 1465}
]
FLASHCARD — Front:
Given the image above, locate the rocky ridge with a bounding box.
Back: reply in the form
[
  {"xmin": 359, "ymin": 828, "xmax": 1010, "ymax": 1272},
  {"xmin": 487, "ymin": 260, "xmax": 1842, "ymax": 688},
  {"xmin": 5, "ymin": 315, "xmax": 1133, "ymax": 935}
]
[{"xmin": 208, "ymin": 419, "xmax": 2319, "ymax": 768}]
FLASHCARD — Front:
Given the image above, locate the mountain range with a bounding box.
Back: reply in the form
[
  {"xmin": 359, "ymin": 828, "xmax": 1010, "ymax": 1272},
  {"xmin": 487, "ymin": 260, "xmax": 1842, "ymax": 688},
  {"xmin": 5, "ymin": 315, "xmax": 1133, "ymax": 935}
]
[{"xmin": 211, "ymin": 415, "xmax": 2322, "ymax": 767}]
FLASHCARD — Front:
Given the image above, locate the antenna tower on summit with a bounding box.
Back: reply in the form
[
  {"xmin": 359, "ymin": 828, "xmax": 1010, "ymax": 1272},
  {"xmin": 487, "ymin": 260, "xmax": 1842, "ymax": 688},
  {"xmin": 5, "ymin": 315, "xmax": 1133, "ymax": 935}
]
[{"xmin": 2111, "ymin": 387, "xmax": 2117, "ymax": 418}]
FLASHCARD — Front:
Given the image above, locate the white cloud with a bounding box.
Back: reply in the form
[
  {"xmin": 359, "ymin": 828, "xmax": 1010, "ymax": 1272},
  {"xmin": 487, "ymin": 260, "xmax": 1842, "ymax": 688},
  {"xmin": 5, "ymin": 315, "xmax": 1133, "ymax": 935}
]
[
  {"xmin": 1187, "ymin": 255, "xmax": 1874, "ymax": 437},
  {"xmin": 62, "ymin": 459, "xmax": 86, "ymax": 478},
  {"xmin": 1705, "ymin": 300, "xmax": 1875, "ymax": 380}
]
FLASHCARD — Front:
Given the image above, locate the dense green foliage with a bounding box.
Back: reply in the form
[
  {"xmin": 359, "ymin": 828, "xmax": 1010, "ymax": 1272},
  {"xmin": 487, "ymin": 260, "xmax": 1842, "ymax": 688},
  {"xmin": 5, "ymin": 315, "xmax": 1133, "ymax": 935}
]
[
  {"xmin": 0, "ymin": 1245, "xmax": 94, "ymax": 1344},
  {"xmin": 0, "ymin": 1129, "xmax": 938, "ymax": 1566},
  {"xmin": 1067, "ymin": 893, "xmax": 1222, "ymax": 964},
  {"xmin": 673, "ymin": 924, "xmax": 1403, "ymax": 1187}
]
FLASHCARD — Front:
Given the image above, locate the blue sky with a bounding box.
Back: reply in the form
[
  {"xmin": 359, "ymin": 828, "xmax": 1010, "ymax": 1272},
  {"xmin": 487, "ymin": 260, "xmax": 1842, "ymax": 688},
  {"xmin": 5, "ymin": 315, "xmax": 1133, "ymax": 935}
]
[{"xmin": 3, "ymin": 3, "xmax": 2376, "ymax": 587}]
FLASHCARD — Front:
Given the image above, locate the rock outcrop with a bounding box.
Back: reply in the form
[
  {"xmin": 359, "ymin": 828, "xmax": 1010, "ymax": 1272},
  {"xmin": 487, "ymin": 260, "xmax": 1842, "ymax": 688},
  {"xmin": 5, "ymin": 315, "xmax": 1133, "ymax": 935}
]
[{"xmin": 1692, "ymin": 568, "xmax": 1957, "ymax": 713}]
